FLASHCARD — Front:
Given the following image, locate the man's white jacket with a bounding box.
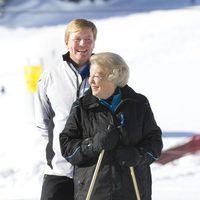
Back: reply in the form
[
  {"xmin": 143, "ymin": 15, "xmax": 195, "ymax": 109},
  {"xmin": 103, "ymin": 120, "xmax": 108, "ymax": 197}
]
[{"xmin": 34, "ymin": 53, "xmax": 90, "ymax": 177}]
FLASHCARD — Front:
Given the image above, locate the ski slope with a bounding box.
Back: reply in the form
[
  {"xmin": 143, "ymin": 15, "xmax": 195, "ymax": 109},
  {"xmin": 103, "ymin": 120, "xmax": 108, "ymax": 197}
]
[{"xmin": 0, "ymin": 0, "xmax": 200, "ymax": 199}]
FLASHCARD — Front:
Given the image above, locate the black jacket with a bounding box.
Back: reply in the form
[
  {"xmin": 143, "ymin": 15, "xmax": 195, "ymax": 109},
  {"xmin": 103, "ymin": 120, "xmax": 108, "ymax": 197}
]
[{"xmin": 60, "ymin": 85, "xmax": 163, "ymax": 200}]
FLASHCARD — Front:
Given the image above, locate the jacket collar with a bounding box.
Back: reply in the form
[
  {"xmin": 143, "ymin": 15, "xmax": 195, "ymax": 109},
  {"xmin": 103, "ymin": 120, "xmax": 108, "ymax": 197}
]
[
  {"xmin": 62, "ymin": 52, "xmax": 77, "ymax": 67},
  {"xmin": 81, "ymin": 89, "xmax": 99, "ymax": 109},
  {"xmin": 81, "ymin": 85, "xmax": 139, "ymax": 110},
  {"xmin": 99, "ymin": 88, "xmax": 122, "ymax": 113}
]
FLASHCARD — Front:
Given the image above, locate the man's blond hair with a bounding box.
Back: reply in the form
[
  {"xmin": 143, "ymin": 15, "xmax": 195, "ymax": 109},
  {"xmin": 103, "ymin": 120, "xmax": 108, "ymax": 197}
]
[{"xmin": 65, "ymin": 19, "xmax": 97, "ymax": 43}]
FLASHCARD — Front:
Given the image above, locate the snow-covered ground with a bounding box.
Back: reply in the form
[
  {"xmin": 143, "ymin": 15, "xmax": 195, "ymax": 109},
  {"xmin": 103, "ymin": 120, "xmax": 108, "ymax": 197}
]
[{"xmin": 0, "ymin": 0, "xmax": 200, "ymax": 199}]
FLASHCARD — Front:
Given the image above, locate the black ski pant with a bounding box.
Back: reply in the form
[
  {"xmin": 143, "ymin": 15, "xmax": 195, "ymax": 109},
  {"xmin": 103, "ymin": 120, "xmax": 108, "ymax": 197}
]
[{"xmin": 40, "ymin": 174, "xmax": 74, "ymax": 200}]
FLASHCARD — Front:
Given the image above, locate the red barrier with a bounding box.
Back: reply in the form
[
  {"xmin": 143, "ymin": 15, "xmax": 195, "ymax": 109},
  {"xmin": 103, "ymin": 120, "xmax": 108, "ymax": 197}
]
[{"xmin": 156, "ymin": 135, "xmax": 200, "ymax": 165}]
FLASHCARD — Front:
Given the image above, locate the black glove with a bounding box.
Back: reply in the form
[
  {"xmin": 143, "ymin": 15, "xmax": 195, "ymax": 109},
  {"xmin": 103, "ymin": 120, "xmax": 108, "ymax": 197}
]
[
  {"xmin": 93, "ymin": 125, "xmax": 120, "ymax": 153},
  {"xmin": 116, "ymin": 146, "xmax": 143, "ymax": 167}
]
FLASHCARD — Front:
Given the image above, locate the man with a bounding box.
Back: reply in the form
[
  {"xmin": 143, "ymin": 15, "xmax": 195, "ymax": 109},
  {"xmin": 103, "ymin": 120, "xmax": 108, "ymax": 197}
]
[{"xmin": 35, "ymin": 19, "xmax": 97, "ymax": 200}]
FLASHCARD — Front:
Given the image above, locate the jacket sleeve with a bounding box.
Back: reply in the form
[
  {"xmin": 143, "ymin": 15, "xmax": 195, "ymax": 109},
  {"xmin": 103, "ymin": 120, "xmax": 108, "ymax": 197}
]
[
  {"xmin": 136, "ymin": 98, "xmax": 163, "ymax": 164},
  {"xmin": 34, "ymin": 72, "xmax": 52, "ymax": 140},
  {"xmin": 60, "ymin": 100, "xmax": 99, "ymax": 165}
]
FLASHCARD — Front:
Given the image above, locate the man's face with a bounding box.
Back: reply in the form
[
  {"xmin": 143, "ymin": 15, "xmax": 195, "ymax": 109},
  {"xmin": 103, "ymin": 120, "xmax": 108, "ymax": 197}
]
[{"xmin": 66, "ymin": 28, "xmax": 95, "ymax": 67}]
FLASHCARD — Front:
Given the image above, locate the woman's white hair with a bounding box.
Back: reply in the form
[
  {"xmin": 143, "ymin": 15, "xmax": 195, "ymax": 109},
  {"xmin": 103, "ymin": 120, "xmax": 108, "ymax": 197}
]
[{"xmin": 90, "ymin": 52, "xmax": 129, "ymax": 87}]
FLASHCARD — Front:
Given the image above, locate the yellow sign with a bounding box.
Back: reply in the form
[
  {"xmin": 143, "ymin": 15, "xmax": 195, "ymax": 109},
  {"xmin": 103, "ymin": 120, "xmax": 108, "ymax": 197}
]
[{"xmin": 24, "ymin": 65, "xmax": 42, "ymax": 93}]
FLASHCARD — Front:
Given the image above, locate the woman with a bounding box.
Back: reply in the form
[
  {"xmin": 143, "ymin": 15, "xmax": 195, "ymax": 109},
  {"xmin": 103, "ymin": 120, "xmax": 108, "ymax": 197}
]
[{"xmin": 60, "ymin": 52, "xmax": 163, "ymax": 200}]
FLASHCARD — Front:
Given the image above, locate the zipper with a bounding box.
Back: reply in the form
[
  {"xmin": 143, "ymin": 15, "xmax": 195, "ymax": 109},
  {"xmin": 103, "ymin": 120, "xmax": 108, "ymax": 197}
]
[{"xmin": 66, "ymin": 60, "xmax": 81, "ymax": 98}]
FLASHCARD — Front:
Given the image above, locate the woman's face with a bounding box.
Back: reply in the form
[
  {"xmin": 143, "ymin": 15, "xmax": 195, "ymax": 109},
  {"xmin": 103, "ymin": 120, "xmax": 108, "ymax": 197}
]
[{"xmin": 89, "ymin": 64, "xmax": 117, "ymax": 99}]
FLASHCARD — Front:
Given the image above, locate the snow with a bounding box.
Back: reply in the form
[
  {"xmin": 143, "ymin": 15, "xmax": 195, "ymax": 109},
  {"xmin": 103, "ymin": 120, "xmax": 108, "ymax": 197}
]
[{"xmin": 0, "ymin": 0, "xmax": 200, "ymax": 199}]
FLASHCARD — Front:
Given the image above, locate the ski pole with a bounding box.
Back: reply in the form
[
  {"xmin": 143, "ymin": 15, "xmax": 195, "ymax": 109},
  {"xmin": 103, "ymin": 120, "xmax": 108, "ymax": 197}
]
[
  {"xmin": 86, "ymin": 150, "xmax": 105, "ymax": 200},
  {"xmin": 130, "ymin": 166, "xmax": 141, "ymax": 200}
]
